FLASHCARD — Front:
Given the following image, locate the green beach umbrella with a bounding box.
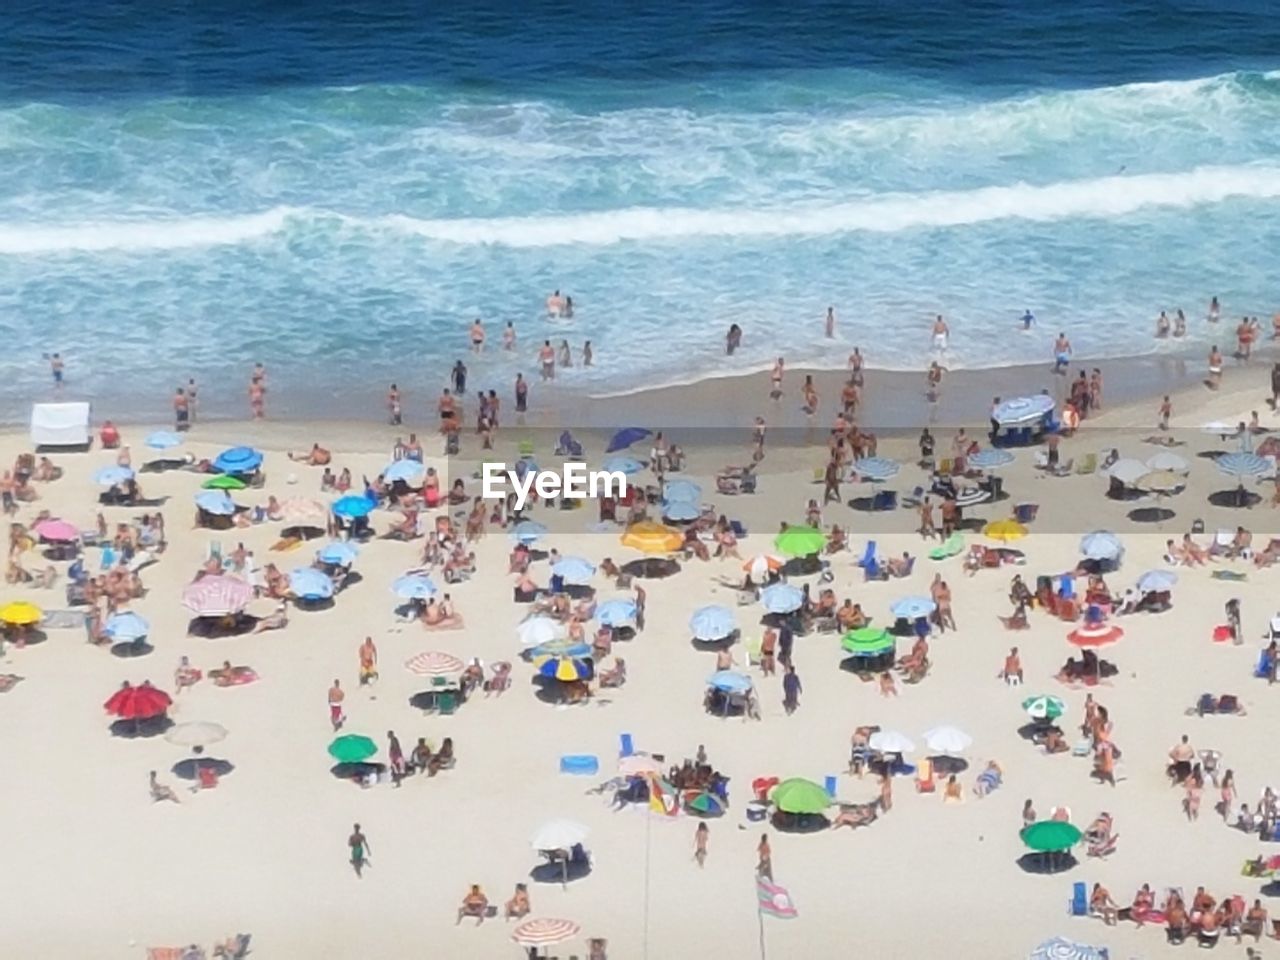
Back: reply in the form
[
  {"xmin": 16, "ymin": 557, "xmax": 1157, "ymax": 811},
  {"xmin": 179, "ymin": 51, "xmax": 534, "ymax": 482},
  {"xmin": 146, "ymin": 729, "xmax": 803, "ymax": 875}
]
[
  {"xmin": 773, "ymin": 526, "xmax": 827, "ymax": 558},
  {"xmin": 327, "ymin": 734, "xmax": 377, "ymax": 764},
  {"xmin": 1022, "ymin": 695, "xmax": 1065, "ymax": 721},
  {"xmin": 1020, "ymin": 820, "xmax": 1082, "ymax": 852},
  {"xmin": 840, "ymin": 627, "xmax": 894, "ymax": 656},
  {"xmin": 770, "ymin": 777, "xmax": 831, "ymax": 815},
  {"xmin": 202, "ymin": 475, "xmax": 247, "ymax": 491}
]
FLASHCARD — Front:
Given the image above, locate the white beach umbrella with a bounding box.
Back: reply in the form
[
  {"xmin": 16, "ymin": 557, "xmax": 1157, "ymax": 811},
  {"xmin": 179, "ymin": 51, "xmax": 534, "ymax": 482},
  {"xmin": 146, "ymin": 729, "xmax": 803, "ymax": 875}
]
[
  {"xmin": 517, "ymin": 616, "xmax": 563, "ymax": 649},
  {"xmin": 530, "ymin": 819, "xmax": 591, "ymax": 851},
  {"xmin": 1145, "ymin": 451, "xmax": 1189, "ymax": 474},
  {"xmin": 1104, "ymin": 458, "xmax": 1148, "ymax": 486},
  {"xmin": 1079, "ymin": 531, "xmax": 1123, "ymax": 561},
  {"xmin": 869, "ymin": 730, "xmax": 915, "ymax": 754},
  {"xmin": 923, "ymin": 725, "xmax": 973, "ymax": 755}
]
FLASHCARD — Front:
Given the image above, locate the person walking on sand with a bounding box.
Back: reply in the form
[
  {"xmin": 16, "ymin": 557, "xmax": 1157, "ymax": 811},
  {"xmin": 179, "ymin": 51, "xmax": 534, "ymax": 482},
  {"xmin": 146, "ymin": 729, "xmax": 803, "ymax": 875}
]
[
  {"xmin": 1159, "ymin": 395, "xmax": 1172, "ymax": 431},
  {"xmin": 1053, "ymin": 332, "xmax": 1072, "ymax": 374},
  {"xmin": 358, "ymin": 636, "xmax": 378, "ymax": 687},
  {"xmin": 1208, "ymin": 344, "xmax": 1223, "ymax": 390},
  {"xmin": 348, "ymin": 823, "xmax": 370, "ymax": 877},
  {"xmin": 634, "ymin": 583, "xmax": 647, "ymax": 632},
  {"xmin": 388, "ymin": 730, "xmax": 406, "ymax": 786},
  {"xmin": 825, "ymin": 306, "xmax": 836, "ymax": 338},
  {"xmin": 770, "ymin": 358, "xmax": 784, "ymax": 401},
  {"xmin": 694, "ymin": 822, "xmax": 709, "ymax": 868},
  {"xmin": 879, "ymin": 773, "xmax": 893, "ymax": 812},
  {"xmin": 782, "ymin": 664, "xmax": 802, "ymax": 714},
  {"xmin": 328, "ymin": 678, "xmax": 346, "ymax": 731},
  {"xmin": 756, "ymin": 833, "xmax": 772, "ymax": 879}
]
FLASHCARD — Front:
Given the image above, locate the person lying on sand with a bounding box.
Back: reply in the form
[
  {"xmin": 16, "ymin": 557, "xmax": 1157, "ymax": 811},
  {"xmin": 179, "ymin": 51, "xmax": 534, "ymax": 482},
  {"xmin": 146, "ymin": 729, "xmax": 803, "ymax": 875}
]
[{"xmin": 210, "ymin": 661, "xmax": 258, "ymax": 686}]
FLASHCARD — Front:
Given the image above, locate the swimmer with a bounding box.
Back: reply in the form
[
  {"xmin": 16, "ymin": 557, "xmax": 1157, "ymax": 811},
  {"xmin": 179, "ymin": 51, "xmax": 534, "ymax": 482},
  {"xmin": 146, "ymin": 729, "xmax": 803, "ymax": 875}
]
[
  {"xmin": 1053, "ymin": 332, "xmax": 1072, "ymax": 374},
  {"xmin": 503, "ymin": 321, "xmax": 516, "ymax": 351},
  {"xmin": 931, "ymin": 315, "xmax": 949, "ymax": 352},
  {"xmin": 770, "ymin": 357, "xmax": 784, "ymax": 401},
  {"xmin": 546, "ymin": 289, "xmax": 565, "ymax": 317},
  {"xmin": 469, "ymin": 318, "xmax": 485, "ymax": 354},
  {"xmin": 582, "ymin": 341, "xmax": 593, "ymax": 367},
  {"xmin": 1208, "ymin": 295, "xmax": 1220, "ymax": 324},
  {"xmin": 1020, "ymin": 309, "xmax": 1035, "ymax": 330},
  {"xmin": 1155, "ymin": 311, "xmax": 1170, "ymax": 338},
  {"xmin": 825, "ymin": 306, "xmax": 836, "ymax": 339},
  {"xmin": 726, "ymin": 323, "xmax": 743, "ymax": 356},
  {"xmin": 1173, "ymin": 309, "xmax": 1186, "ymax": 338}
]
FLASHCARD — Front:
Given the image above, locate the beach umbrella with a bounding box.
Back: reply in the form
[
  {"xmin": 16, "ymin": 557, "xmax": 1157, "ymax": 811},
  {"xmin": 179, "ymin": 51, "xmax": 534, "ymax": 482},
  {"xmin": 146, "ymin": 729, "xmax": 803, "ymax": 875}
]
[
  {"xmin": 212, "ymin": 446, "xmax": 263, "ymax": 474},
  {"xmin": 770, "ymin": 778, "xmax": 830, "ymax": 815},
  {"xmin": 518, "ymin": 617, "xmax": 563, "ymax": 649},
  {"xmin": 278, "ymin": 498, "xmax": 327, "ymax": 526},
  {"xmin": 104, "ymin": 683, "xmax": 171, "ymax": 720},
  {"xmin": 1135, "ymin": 470, "xmax": 1185, "ymax": 494},
  {"xmin": 1022, "ymin": 695, "xmax": 1065, "ymax": 721},
  {"xmin": 774, "ymin": 525, "xmax": 826, "ymax": 558},
  {"xmin": 511, "ymin": 520, "xmax": 548, "ymax": 544},
  {"xmin": 0, "ymin": 600, "xmax": 43, "ymax": 626},
  {"xmin": 332, "ymin": 494, "xmax": 375, "ymax": 519},
  {"xmin": 853, "ymin": 457, "xmax": 900, "ymax": 481},
  {"xmin": 993, "ymin": 395, "xmax": 1054, "ymax": 425},
  {"xmin": 1079, "ymin": 531, "xmax": 1123, "ymax": 561},
  {"xmin": 536, "ymin": 656, "xmax": 592, "ymax": 682},
  {"xmin": 289, "ymin": 567, "xmax": 334, "ymax": 600},
  {"xmin": 761, "ymin": 582, "xmax": 804, "ymax": 614},
  {"xmin": 968, "ymin": 448, "xmax": 1015, "ymax": 470},
  {"xmin": 984, "ymin": 518, "xmax": 1028, "ymax": 542},
  {"xmin": 662, "ymin": 500, "xmax": 701, "ymax": 522},
  {"xmin": 202, "ymin": 474, "xmax": 246, "ymax": 491},
  {"xmin": 689, "ymin": 605, "xmax": 736, "ymax": 641},
  {"xmin": 606, "ymin": 427, "xmax": 650, "ymax": 453},
  {"xmin": 530, "ymin": 639, "xmax": 592, "ymax": 659},
  {"xmin": 194, "ymin": 491, "xmax": 237, "ymax": 516},
  {"xmin": 145, "ymin": 431, "xmax": 183, "ymax": 450},
  {"xmin": 404, "ymin": 651, "xmax": 465, "ymax": 677},
  {"xmin": 840, "ymin": 627, "xmax": 894, "ymax": 656},
  {"xmin": 1104, "ymin": 458, "xmax": 1148, "ymax": 487},
  {"xmin": 686, "ymin": 792, "xmax": 726, "ymax": 817},
  {"xmin": 551, "ymin": 556, "xmax": 596, "ymax": 585},
  {"xmin": 743, "ymin": 554, "xmax": 784, "ymax": 580},
  {"xmin": 923, "ymin": 725, "xmax": 973, "ymax": 755},
  {"xmin": 93, "ymin": 465, "xmax": 134, "ymax": 486},
  {"xmin": 383, "ymin": 460, "xmax": 424, "ymax": 484},
  {"xmin": 889, "ymin": 596, "xmax": 936, "ymax": 619},
  {"xmin": 618, "ymin": 755, "xmax": 663, "ymax": 776},
  {"xmin": 529, "ymin": 819, "xmax": 590, "ymax": 851},
  {"xmin": 164, "ymin": 721, "xmax": 228, "ymax": 749},
  {"xmin": 103, "ymin": 611, "xmax": 150, "ymax": 642},
  {"xmin": 317, "ymin": 541, "xmax": 359, "ymax": 567},
  {"xmin": 602, "ymin": 455, "xmax": 645, "ymax": 476},
  {"xmin": 327, "ymin": 734, "xmax": 377, "ymax": 763},
  {"xmin": 1217, "ymin": 452, "xmax": 1272, "ymax": 479},
  {"xmin": 595, "ymin": 598, "xmax": 637, "ymax": 627},
  {"xmin": 1068, "ymin": 623, "xmax": 1124, "ymax": 648},
  {"xmin": 1029, "ymin": 937, "xmax": 1107, "ymax": 960},
  {"xmin": 1146, "ymin": 451, "xmax": 1190, "ymax": 474},
  {"xmin": 392, "ymin": 574, "xmax": 437, "ymax": 600},
  {"xmin": 512, "ymin": 918, "xmax": 581, "ymax": 949},
  {"xmin": 32, "ymin": 519, "xmax": 78, "ymax": 542},
  {"xmin": 868, "ymin": 730, "xmax": 915, "ymax": 754},
  {"xmin": 621, "ymin": 521, "xmax": 683, "ymax": 554},
  {"xmin": 182, "ymin": 575, "xmax": 253, "ymax": 616},
  {"xmin": 1136, "ymin": 570, "xmax": 1178, "ymax": 593},
  {"xmin": 662, "ymin": 479, "xmax": 701, "ymax": 503},
  {"xmin": 706, "ymin": 670, "xmax": 752, "ymax": 693},
  {"xmin": 1021, "ymin": 821, "xmax": 1083, "ymax": 852}
]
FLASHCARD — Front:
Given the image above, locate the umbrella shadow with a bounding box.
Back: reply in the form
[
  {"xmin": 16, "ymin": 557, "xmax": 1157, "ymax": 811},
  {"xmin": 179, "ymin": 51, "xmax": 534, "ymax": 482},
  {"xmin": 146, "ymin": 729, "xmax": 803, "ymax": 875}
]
[
  {"xmin": 188, "ymin": 614, "xmax": 259, "ymax": 638},
  {"xmin": 690, "ymin": 633, "xmax": 738, "ymax": 651},
  {"xmin": 1017, "ymin": 721, "xmax": 1061, "ymax": 742},
  {"xmin": 529, "ymin": 857, "xmax": 592, "ymax": 885},
  {"xmin": 1017, "ymin": 851, "xmax": 1078, "ymax": 875},
  {"xmin": 771, "ymin": 811, "xmax": 830, "ymax": 833},
  {"xmin": 110, "ymin": 715, "xmax": 174, "ymax": 739},
  {"xmin": 281, "ymin": 525, "xmax": 325, "ymax": 541},
  {"xmin": 293, "ymin": 596, "xmax": 336, "ymax": 612},
  {"xmin": 172, "ymin": 757, "xmax": 234, "ymax": 780},
  {"xmin": 1128, "ymin": 506, "xmax": 1176, "ymax": 523},
  {"xmin": 620, "ymin": 558, "xmax": 681, "ymax": 579},
  {"xmin": 929, "ymin": 755, "xmax": 969, "ymax": 775},
  {"xmin": 110, "ymin": 640, "xmax": 154, "ymax": 658},
  {"xmin": 840, "ymin": 654, "xmax": 893, "ymax": 676},
  {"xmin": 781, "ymin": 556, "xmax": 823, "ymax": 577},
  {"xmin": 1209, "ymin": 489, "xmax": 1261, "ymax": 509},
  {"xmin": 330, "ymin": 761, "xmax": 386, "ymax": 781},
  {"xmin": 6, "ymin": 628, "xmax": 49, "ymax": 647},
  {"xmin": 531, "ymin": 679, "xmax": 592, "ymax": 707},
  {"xmin": 956, "ymin": 516, "xmax": 988, "ymax": 532}
]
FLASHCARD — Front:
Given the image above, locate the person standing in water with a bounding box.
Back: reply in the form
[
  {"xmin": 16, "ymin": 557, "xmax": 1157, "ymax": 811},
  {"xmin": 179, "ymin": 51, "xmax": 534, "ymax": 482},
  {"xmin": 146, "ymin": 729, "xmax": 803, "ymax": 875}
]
[
  {"xmin": 1021, "ymin": 309, "xmax": 1035, "ymax": 330},
  {"xmin": 503, "ymin": 321, "xmax": 516, "ymax": 351},
  {"xmin": 469, "ymin": 319, "xmax": 485, "ymax": 354},
  {"xmin": 848, "ymin": 347, "xmax": 864, "ymax": 386},
  {"xmin": 582, "ymin": 341, "xmax": 593, "ymax": 367},
  {"xmin": 185, "ymin": 378, "xmax": 198, "ymax": 424},
  {"xmin": 539, "ymin": 341, "xmax": 556, "ymax": 381},
  {"xmin": 726, "ymin": 323, "xmax": 742, "ymax": 355},
  {"xmin": 1208, "ymin": 345, "xmax": 1223, "ymax": 390},
  {"xmin": 825, "ymin": 306, "xmax": 836, "ymax": 338},
  {"xmin": 1053, "ymin": 333, "xmax": 1072, "ymax": 374},
  {"xmin": 49, "ymin": 352, "xmax": 65, "ymax": 389},
  {"xmin": 1209, "ymin": 296, "xmax": 1220, "ymax": 324},
  {"xmin": 387, "ymin": 384, "xmax": 402, "ymax": 426},
  {"xmin": 931, "ymin": 315, "xmax": 949, "ymax": 352},
  {"xmin": 514, "ymin": 373, "xmax": 529, "ymax": 413},
  {"xmin": 348, "ymin": 823, "xmax": 370, "ymax": 877}
]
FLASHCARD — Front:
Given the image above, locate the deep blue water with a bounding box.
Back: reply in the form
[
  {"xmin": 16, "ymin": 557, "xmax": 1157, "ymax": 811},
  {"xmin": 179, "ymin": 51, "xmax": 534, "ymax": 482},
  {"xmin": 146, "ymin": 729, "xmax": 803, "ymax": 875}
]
[{"xmin": 1, "ymin": 1, "xmax": 1278, "ymax": 418}]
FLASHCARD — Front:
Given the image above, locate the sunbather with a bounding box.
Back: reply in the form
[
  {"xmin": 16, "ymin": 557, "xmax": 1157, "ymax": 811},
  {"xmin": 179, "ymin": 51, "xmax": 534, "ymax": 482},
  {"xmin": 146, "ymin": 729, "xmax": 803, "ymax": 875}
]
[
  {"xmin": 972, "ymin": 760, "xmax": 1002, "ymax": 797},
  {"xmin": 149, "ymin": 770, "xmax": 180, "ymax": 803},
  {"xmin": 504, "ymin": 883, "xmax": 530, "ymax": 920},
  {"xmin": 210, "ymin": 661, "xmax": 258, "ymax": 686},
  {"xmin": 457, "ymin": 883, "xmax": 488, "ymax": 925}
]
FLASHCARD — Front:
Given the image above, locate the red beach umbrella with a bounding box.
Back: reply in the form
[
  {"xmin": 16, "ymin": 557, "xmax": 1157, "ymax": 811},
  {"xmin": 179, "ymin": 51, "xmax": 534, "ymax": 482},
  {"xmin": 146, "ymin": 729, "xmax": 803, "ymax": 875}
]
[
  {"xmin": 1067, "ymin": 623, "xmax": 1124, "ymax": 648},
  {"xmin": 104, "ymin": 682, "xmax": 173, "ymax": 720}
]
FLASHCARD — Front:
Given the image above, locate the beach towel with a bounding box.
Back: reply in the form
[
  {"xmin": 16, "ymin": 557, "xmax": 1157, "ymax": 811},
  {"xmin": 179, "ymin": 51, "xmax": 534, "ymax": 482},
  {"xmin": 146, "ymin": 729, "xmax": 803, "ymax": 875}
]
[{"xmin": 39, "ymin": 609, "xmax": 89, "ymax": 630}]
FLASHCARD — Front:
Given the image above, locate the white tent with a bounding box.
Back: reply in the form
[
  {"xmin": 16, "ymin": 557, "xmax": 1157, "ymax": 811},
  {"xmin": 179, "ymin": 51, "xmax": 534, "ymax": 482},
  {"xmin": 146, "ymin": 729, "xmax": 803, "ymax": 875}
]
[{"xmin": 30, "ymin": 402, "xmax": 90, "ymax": 448}]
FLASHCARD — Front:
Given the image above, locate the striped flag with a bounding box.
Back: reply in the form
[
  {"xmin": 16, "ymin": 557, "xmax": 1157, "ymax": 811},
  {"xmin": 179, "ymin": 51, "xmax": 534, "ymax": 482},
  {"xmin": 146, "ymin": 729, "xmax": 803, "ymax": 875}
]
[{"xmin": 757, "ymin": 877, "xmax": 798, "ymax": 919}]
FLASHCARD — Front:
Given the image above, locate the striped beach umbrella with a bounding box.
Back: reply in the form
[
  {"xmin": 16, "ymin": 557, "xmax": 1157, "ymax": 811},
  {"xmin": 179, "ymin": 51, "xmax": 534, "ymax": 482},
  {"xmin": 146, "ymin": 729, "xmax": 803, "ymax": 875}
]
[
  {"xmin": 853, "ymin": 457, "xmax": 900, "ymax": 481},
  {"xmin": 404, "ymin": 651, "xmax": 465, "ymax": 677},
  {"xmin": 1217, "ymin": 452, "xmax": 1271, "ymax": 479},
  {"xmin": 278, "ymin": 498, "xmax": 328, "ymax": 526},
  {"xmin": 1068, "ymin": 623, "xmax": 1123, "ymax": 648},
  {"xmin": 1029, "ymin": 938, "xmax": 1106, "ymax": 960},
  {"xmin": 1022, "ymin": 695, "xmax": 1065, "ymax": 721},
  {"xmin": 512, "ymin": 918, "xmax": 580, "ymax": 948},
  {"xmin": 181, "ymin": 575, "xmax": 253, "ymax": 616}
]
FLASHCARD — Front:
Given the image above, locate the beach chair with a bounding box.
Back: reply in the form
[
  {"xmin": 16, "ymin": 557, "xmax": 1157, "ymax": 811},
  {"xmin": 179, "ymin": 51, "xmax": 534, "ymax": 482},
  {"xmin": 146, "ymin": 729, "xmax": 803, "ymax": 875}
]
[
  {"xmin": 937, "ymin": 457, "xmax": 953, "ymax": 476},
  {"xmin": 619, "ymin": 733, "xmax": 634, "ymax": 758},
  {"xmin": 437, "ymin": 690, "xmax": 458, "ymax": 715},
  {"xmin": 871, "ymin": 489, "xmax": 897, "ymax": 511},
  {"xmin": 1068, "ymin": 881, "xmax": 1088, "ymax": 917},
  {"xmin": 856, "ymin": 540, "xmax": 877, "ymax": 569},
  {"xmin": 927, "ymin": 532, "xmax": 964, "ymax": 561},
  {"xmin": 1014, "ymin": 502, "xmax": 1039, "ymax": 524},
  {"xmin": 1087, "ymin": 832, "xmax": 1118, "ymax": 859},
  {"xmin": 1075, "ymin": 452, "xmax": 1098, "ymax": 475},
  {"xmin": 914, "ymin": 757, "xmax": 935, "ymax": 793}
]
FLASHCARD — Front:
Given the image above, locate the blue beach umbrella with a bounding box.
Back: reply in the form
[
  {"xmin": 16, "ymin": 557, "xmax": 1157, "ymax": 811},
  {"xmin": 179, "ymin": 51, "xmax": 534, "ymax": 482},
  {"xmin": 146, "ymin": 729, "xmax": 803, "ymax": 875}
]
[
  {"xmin": 194, "ymin": 491, "xmax": 236, "ymax": 516},
  {"xmin": 289, "ymin": 567, "xmax": 334, "ymax": 600},
  {"xmin": 332, "ymin": 494, "xmax": 375, "ymax": 519},
  {"xmin": 392, "ymin": 574, "xmax": 437, "ymax": 599},
  {"xmin": 511, "ymin": 521, "xmax": 548, "ymax": 545},
  {"xmin": 606, "ymin": 427, "xmax": 651, "ymax": 453},
  {"xmin": 1136, "ymin": 570, "xmax": 1177, "ymax": 593},
  {"xmin": 596, "ymin": 598, "xmax": 637, "ymax": 627},
  {"xmin": 889, "ymin": 596, "xmax": 937, "ymax": 619},
  {"xmin": 662, "ymin": 500, "xmax": 701, "ymax": 522},
  {"xmin": 968, "ymin": 448, "xmax": 1015, "ymax": 469},
  {"xmin": 145, "ymin": 431, "xmax": 183, "ymax": 450},
  {"xmin": 602, "ymin": 456, "xmax": 645, "ymax": 476},
  {"xmin": 552, "ymin": 556, "xmax": 596, "ymax": 586},
  {"xmin": 1217, "ymin": 452, "xmax": 1271, "ymax": 479},
  {"xmin": 383, "ymin": 460, "xmax": 424, "ymax": 484},
  {"xmin": 93, "ymin": 465, "xmax": 135, "ymax": 486},
  {"xmin": 854, "ymin": 457, "xmax": 900, "ymax": 481},
  {"xmin": 760, "ymin": 582, "xmax": 804, "ymax": 614},
  {"xmin": 536, "ymin": 656, "xmax": 592, "ymax": 681},
  {"xmin": 690, "ymin": 605, "xmax": 736, "ymax": 641},
  {"xmin": 993, "ymin": 395, "xmax": 1054, "ymax": 426},
  {"xmin": 706, "ymin": 670, "xmax": 752, "ymax": 694},
  {"xmin": 1028, "ymin": 938, "xmax": 1106, "ymax": 960},
  {"xmin": 317, "ymin": 541, "xmax": 359, "ymax": 567},
  {"xmin": 104, "ymin": 611, "xmax": 150, "ymax": 642},
  {"xmin": 212, "ymin": 446, "xmax": 263, "ymax": 474},
  {"xmin": 662, "ymin": 479, "xmax": 701, "ymax": 503}
]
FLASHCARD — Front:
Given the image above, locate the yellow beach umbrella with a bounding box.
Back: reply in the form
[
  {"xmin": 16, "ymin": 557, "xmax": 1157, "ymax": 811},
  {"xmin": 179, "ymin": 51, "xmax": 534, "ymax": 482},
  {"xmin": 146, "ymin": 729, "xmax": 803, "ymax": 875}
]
[
  {"xmin": 621, "ymin": 521, "xmax": 684, "ymax": 554},
  {"xmin": 0, "ymin": 600, "xmax": 43, "ymax": 625},
  {"xmin": 1135, "ymin": 470, "xmax": 1186, "ymax": 495},
  {"xmin": 983, "ymin": 519, "xmax": 1028, "ymax": 543}
]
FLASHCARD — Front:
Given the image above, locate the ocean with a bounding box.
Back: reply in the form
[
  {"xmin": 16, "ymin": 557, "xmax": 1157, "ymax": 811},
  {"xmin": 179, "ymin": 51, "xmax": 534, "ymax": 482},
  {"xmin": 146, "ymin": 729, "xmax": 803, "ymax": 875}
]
[{"xmin": 2, "ymin": 0, "xmax": 1279, "ymax": 420}]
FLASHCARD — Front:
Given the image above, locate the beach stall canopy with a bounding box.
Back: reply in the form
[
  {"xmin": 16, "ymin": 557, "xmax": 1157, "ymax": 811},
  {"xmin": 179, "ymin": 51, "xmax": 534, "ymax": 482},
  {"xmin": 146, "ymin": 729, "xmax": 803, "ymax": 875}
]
[
  {"xmin": 212, "ymin": 446, "xmax": 263, "ymax": 474},
  {"xmin": 621, "ymin": 521, "xmax": 684, "ymax": 554},
  {"xmin": 289, "ymin": 566, "xmax": 334, "ymax": 600},
  {"xmin": 662, "ymin": 479, "xmax": 702, "ymax": 503},
  {"xmin": 993, "ymin": 395, "xmax": 1054, "ymax": 425},
  {"xmin": 392, "ymin": 574, "xmax": 437, "ymax": 599},
  {"xmin": 30, "ymin": 402, "xmax": 90, "ymax": 448},
  {"xmin": 606, "ymin": 427, "xmax": 650, "ymax": 452},
  {"xmin": 551, "ymin": 556, "xmax": 596, "ymax": 585},
  {"xmin": 774, "ymin": 525, "xmax": 826, "ymax": 558},
  {"xmin": 689, "ymin": 605, "xmax": 736, "ymax": 641},
  {"xmin": 770, "ymin": 778, "xmax": 831, "ymax": 814},
  {"xmin": 761, "ymin": 582, "xmax": 804, "ymax": 614},
  {"xmin": 596, "ymin": 598, "xmax": 637, "ymax": 627},
  {"xmin": 1079, "ymin": 531, "xmax": 1123, "ymax": 561}
]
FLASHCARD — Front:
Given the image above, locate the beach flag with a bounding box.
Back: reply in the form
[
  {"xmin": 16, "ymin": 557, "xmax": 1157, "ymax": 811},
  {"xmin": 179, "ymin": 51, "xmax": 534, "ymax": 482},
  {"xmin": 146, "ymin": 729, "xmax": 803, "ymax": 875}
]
[{"xmin": 757, "ymin": 877, "xmax": 798, "ymax": 919}]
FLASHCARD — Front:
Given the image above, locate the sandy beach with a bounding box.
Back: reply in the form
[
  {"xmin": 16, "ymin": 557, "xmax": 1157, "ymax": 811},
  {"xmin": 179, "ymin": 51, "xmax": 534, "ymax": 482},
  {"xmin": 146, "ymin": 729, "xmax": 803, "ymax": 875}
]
[{"xmin": 3, "ymin": 345, "xmax": 1280, "ymax": 960}]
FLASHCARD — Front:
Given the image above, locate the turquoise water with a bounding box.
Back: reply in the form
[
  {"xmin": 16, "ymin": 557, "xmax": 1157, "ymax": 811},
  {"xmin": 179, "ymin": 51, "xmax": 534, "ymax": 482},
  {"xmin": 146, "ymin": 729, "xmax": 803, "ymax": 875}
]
[{"xmin": 2, "ymin": 3, "xmax": 1279, "ymax": 417}]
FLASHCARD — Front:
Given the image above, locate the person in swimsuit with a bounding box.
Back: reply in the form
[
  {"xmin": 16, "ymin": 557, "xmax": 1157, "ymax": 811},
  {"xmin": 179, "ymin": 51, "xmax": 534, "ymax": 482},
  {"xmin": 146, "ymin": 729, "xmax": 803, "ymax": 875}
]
[
  {"xmin": 185, "ymin": 378, "xmax": 198, "ymax": 423},
  {"xmin": 348, "ymin": 823, "xmax": 370, "ymax": 877},
  {"xmin": 387, "ymin": 384, "xmax": 402, "ymax": 425},
  {"xmin": 546, "ymin": 289, "xmax": 565, "ymax": 316},
  {"xmin": 358, "ymin": 636, "xmax": 378, "ymax": 686},
  {"xmin": 694, "ymin": 822, "xmax": 709, "ymax": 867},
  {"xmin": 1053, "ymin": 333, "xmax": 1072, "ymax": 373},
  {"xmin": 328, "ymin": 679, "xmax": 345, "ymax": 731},
  {"xmin": 539, "ymin": 341, "xmax": 556, "ymax": 381},
  {"xmin": 1173, "ymin": 309, "xmax": 1186, "ymax": 338},
  {"xmin": 1208, "ymin": 295, "xmax": 1220, "ymax": 323},
  {"xmin": 248, "ymin": 376, "xmax": 265, "ymax": 419},
  {"xmin": 1208, "ymin": 345, "xmax": 1223, "ymax": 390},
  {"xmin": 825, "ymin": 306, "xmax": 835, "ymax": 338},
  {"xmin": 387, "ymin": 730, "xmax": 406, "ymax": 786},
  {"xmin": 1155, "ymin": 311, "xmax": 1171, "ymax": 338},
  {"xmin": 931, "ymin": 315, "xmax": 949, "ymax": 352},
  {"xmin": 469, "ymin": 318, "xmax": 485, "ymax": 354},
  {"xmin": 173, "ymin": 388, "xmax": 190, "ymax": 431},
  {"xmin": 726, "ymin": 323, "xmax": 742, "ymax": 355},
  {"xmin": 770, "ymin": 358, "xmax": 784, "ymax": 400},
  {"xmin": 582, "ymin": 341, "xmax": 593, "ymax": 367}
]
